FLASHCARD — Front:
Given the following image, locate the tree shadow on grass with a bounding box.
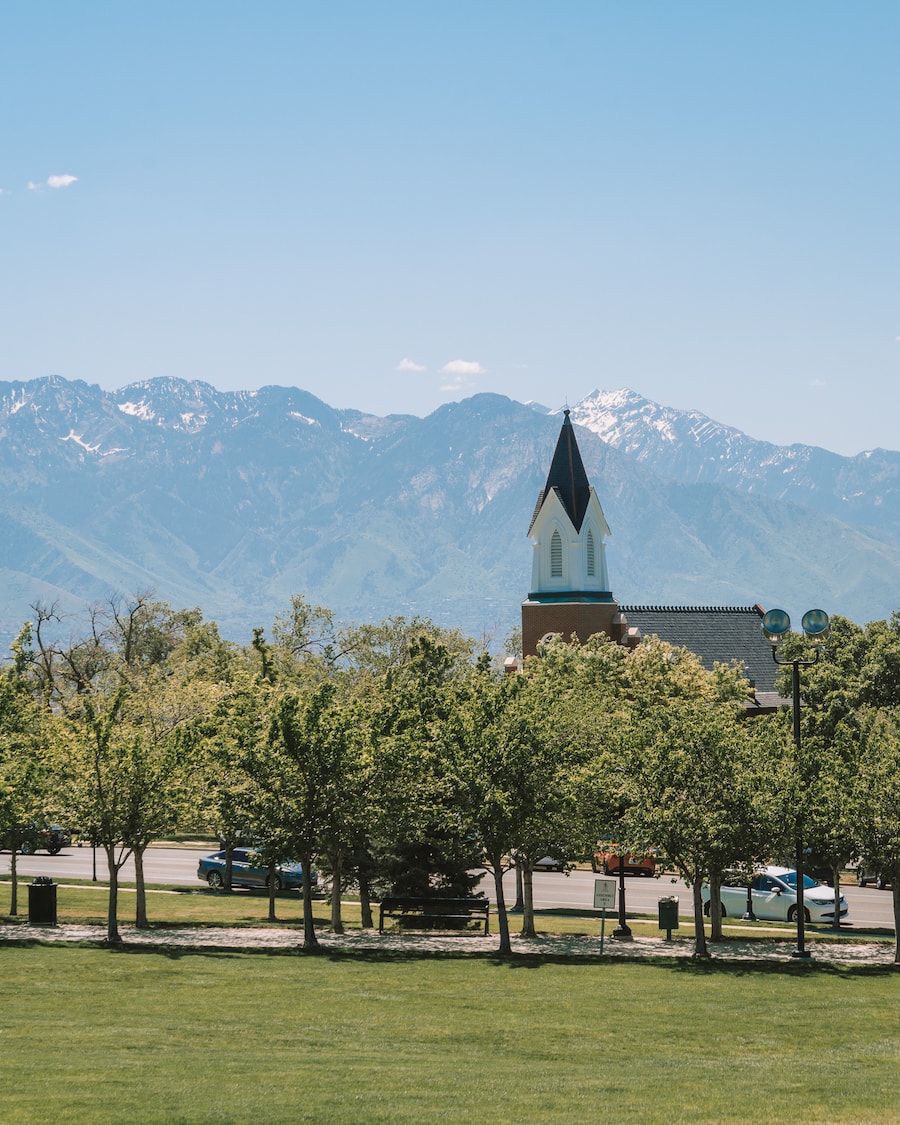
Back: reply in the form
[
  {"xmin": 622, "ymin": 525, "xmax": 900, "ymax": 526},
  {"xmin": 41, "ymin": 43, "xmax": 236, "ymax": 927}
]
[
  {"xmin": 669, "ymin": 956, "xmax": 899, "ymax": 979},
  {"xmin": 4, "ymin": 935, "xmax": 897, "ymax": 976}
]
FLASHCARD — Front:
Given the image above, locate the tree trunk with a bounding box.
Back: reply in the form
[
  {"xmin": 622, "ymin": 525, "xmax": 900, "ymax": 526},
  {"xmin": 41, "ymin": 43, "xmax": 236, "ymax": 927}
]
[
  {"xmin": 831, "ymin": 865, "xmax": 843, "ymax": 932},
  {"xmin": 267, "ymin": 860, "xmax": 278, "ymax": 922},
  {"xmin": 520, "ymin": 863, "xmax": 536, "ymax": 938},
  {"xmin": 300, "ymin": 855, "xmax": 318, "ymax": 949},
  {"xmin": 358, "ymin": 870, "xmax": 374, "ymax": 929},
  {"xmin": 892, "ymin": 864, "xmax": 900, "ymax": 966},
  {"xmin": 134, "ymin": 847, "xmax": 149, "ymax": 928},
  {"xmin": 9, "ymin": 848, "xmax": 18, "ymax": 916},
  {"xmin": 105, "ymin": 845, "xmax": 121, "ymax": 944},
  {"xmin": 491, "ymin": 856, "xmax": 511, "ymax": 954},
  {"xmin": 510, "ymin": 857, "xmax": 524, "ymax": 913},
  {"xmin": 709, "ymin": 871, "xmax": 723, "ymax": 942},
  {"xmin": 330, "ymin": 849, "xmax": 344, "ymax": 934},
  {"xmin": 224, "ymin": 844, "xmax": 233, "ymax": 893},
  {"xmin": 692, "ymin": 877, "xmax": 709, "ymax": 958}
]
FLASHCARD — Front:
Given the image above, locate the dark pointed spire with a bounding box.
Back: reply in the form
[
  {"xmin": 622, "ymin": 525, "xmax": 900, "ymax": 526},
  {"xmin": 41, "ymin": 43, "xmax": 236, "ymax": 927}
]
[{"xmin": 542, "ymin": 409, "xmax": 592, "ymax": 531}]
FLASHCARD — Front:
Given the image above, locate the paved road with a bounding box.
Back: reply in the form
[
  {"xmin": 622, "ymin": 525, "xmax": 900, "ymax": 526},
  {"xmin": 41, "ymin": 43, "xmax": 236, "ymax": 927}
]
[
  {"xmin": 0, "ymin": 845, "xmax": 205, "ymax": 887},
  {"xmin": 487, "ymin": 867, "xmax": 896, "ymax": 933},
  {"xmin": 3, "ymin": 847, "xmax": 895, "ymax": 933}
]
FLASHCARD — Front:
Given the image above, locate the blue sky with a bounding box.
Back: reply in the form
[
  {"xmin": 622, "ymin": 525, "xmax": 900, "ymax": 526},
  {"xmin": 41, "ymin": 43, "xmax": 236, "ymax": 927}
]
[{"xmin": 2, "ymin": 2, "xmax": 898, "ymax": 456}]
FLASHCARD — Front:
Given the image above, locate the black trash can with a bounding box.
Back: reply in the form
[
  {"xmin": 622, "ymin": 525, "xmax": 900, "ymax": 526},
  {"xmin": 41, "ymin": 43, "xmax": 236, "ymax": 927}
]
[
  {"xmin": 28, "ymin": 877, "xmax": 57, "ymax": 926},
  {"xmin": 658, "ymin": 896, "xmax": 679, "ymax": 934}
]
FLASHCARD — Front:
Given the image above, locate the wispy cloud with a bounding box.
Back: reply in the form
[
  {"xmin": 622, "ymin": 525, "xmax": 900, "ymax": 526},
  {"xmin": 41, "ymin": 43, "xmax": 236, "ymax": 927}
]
[
  {"xmin": 28, "ymin": 174, "xmax": 78, "ymax": 191},
  {"xmin": 397, "ymin": 357, "xmax": 427, "ymax": 372},
  {"xmin": 440, "ymin": 359, "xmax": 486, "ymax": 377},
  {"xmin": 439, "ymin": 358, "xmax": 487, "ymax": 394},
  {"xmin": 808, "ymin": 378, "xmax": 826, "ymax": 389}
]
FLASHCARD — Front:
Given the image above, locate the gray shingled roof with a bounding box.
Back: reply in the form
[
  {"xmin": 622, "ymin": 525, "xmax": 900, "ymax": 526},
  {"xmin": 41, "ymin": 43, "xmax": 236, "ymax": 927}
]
[{"xmin": 619, "ymin": 604, "xmax": 782, "ymax": 697}]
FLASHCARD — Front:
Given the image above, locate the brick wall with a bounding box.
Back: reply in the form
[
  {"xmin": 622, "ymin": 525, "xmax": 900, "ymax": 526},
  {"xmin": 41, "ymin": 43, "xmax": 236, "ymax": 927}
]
[{"xmin": 522, "ymin": 600, "xmax": 623, "ymax": 656}]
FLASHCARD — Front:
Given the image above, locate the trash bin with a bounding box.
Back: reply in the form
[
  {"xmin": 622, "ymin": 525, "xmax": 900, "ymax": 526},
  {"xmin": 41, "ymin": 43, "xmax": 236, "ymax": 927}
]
[
  {"xmin": 658, "ymin": 896, "xmax": 679, "ymax": 934},
  {"xmin": 28, "ymin": 877, "xmax": 57, "ymax": 926}
]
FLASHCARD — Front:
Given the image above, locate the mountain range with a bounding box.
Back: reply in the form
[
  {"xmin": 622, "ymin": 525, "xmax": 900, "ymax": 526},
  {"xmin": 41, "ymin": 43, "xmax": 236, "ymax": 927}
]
[{"xmin": 1, "ymin": 375, "xmax": 899, "ymax": 653}]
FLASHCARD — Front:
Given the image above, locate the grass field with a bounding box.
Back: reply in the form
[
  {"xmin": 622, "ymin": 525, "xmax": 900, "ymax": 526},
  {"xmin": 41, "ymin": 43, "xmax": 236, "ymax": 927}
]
[{"xmin": 2, "ymin": 943, "xmax": 900, "ymax": 1124}]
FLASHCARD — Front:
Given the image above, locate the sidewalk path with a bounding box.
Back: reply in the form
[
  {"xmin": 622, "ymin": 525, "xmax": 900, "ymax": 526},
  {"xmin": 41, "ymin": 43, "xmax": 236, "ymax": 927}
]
[{"xmin": 3, "ymin": 921, "xmax": 898, "ymax": 966}]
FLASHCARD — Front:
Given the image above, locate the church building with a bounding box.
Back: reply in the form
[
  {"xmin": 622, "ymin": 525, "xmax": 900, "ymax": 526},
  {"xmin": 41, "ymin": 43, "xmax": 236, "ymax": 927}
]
[{"xmin": 522, "ymin": 410, "xmax": 783, "ymax": 710}]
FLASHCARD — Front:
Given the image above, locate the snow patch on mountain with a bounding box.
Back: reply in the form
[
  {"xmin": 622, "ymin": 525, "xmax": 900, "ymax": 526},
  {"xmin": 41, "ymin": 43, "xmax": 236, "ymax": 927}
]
[
  {"xmin": 61, "ymin": 430, "xmax": 101, "ymax": 453},
  {"xmin": 118, "ymin": 400, "xmax": 156, "ymax": 422}
]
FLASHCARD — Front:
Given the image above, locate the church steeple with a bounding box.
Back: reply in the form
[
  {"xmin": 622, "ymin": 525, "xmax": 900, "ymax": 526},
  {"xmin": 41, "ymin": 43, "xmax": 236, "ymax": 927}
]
[
  {"xmin": 531, "ymin": 409, "xmax": 592, "ymax": 533},
  {"xmin": 521, "ymin": 411, "xmax": 623, "ymax": 655}
]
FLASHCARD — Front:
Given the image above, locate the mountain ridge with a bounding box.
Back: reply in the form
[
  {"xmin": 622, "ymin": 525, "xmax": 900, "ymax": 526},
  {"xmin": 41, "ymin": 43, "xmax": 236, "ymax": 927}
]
[
  {"xmin": 567, "ymin": 388, "xmax": 900, "ymax": 544},
  {"xmin": 1, "ymin": 376, "xmax": 898, "ymax": 651}
]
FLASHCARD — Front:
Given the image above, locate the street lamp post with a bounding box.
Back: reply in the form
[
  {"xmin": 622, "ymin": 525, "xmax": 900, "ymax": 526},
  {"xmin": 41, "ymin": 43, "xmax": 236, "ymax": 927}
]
[
  {"xmin": 742, "ymin": 877, "xmax": 756, "ymax": 922},
  {"xmin": 761, "ymin": 608, "xmax": 831, "ymax": 960},
  {"xmin": 612, "ymin": 856, "xmax": 632, "ymax": 940}
]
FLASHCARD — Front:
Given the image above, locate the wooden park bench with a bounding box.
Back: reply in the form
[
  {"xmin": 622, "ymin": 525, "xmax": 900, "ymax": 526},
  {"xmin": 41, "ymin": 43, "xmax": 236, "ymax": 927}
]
[{"xmin": 378, "ymin": 896, "xmax": 490, "ymax": 935}]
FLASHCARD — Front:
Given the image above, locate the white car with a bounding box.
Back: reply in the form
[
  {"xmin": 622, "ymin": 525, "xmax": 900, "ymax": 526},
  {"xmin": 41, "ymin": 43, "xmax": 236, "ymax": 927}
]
[{"xmin": 702, "ymin": 866, "xmax": 848, "ymax": 924}]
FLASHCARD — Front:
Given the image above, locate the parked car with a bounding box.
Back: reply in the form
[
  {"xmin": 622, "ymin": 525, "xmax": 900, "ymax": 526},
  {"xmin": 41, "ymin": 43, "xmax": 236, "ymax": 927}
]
[
  {"xmin": 18, "ymin": 825, "xmax": 71, "ymax": 856},
  {"xmin": 855, "ymin": 862, "xmax": 891, "ymax": 889},
  {"xmin": 532, "ymin": 856, "xmax": 565, "ymax": 872},
  {"xmin": 197, "ymin": 849, "xmax": 316, "ymax": 891},
  {"xmin": 591, "ymin": 849, "xmax": 656, "ymax": 877},
  {"xmin": 702, "ymin": 866, "xmax": 849, "ymax": 924}
]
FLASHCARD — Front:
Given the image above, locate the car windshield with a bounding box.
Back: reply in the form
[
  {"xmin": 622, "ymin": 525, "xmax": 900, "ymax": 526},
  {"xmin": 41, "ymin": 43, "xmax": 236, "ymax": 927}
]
[{"xmin": 778, "ymin": 871, "xmax": 819, "ymax": 890}]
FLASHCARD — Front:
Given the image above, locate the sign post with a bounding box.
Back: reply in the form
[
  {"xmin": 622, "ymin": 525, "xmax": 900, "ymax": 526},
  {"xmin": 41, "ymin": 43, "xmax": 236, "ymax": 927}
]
[{"xmin": 593, "ymin": 877, "xmax": 618, "ymax": 954}]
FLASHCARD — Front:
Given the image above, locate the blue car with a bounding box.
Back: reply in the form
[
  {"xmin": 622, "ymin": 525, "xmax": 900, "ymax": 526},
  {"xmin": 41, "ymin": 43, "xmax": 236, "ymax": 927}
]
[{"xmin": 197, "ymin": 849, "xmax": 315, "ymax": 891}]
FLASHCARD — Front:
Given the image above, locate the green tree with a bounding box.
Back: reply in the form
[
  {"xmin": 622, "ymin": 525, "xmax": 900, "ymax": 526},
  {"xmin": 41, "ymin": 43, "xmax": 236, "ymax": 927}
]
[
  {"xmin": 0, "ymin": 626, "xmax": 51, "ymax": 916},
  {"xmin": 30, "ymin": 597, "xmax": 222, "ymax": 938},
  {"xmin": 438, "ymin": 660, "xmax": 555, "ymax": 953},
  {"xmin": 238, "ymin": 682, "xmax": 358, "ymax": 948},
  {"xmin": 774, "ymin": 615, "xmax": 880, "ymax": 926},
  {"xmin": 366, "ymin": 635, "xmax": 482, "ymax": 904},
  {"xmin": 852, "ymin": 708, "xmax": 900, "ymax": 962},
  {"xmin": 616, "ymin": 638, "xmax": 756, "ymax": 957},
  {"xmin": 622, "ymin": 699, "xmax": 746, "ymax": 955}
]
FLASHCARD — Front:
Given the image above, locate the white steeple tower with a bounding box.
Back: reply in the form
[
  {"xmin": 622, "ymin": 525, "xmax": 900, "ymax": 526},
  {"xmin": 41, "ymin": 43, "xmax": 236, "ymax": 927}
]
[{"xmin": 522, "ymin": 410, "xmax": 622, "ymax": 655}]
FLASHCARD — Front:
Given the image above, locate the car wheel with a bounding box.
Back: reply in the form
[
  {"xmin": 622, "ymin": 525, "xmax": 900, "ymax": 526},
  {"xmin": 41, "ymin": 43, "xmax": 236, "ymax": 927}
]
[
  {"xmin": 266, "ymin": 875, "xmax": 283, "ymax": 891},
  {"xmin": 787, "ymin": 905, "xmax": 811, "ymax": 924},
  {"xmin": 877, "ymin": 876, "xmax": 887, "ymax": 890},
  {"xmin": 601, "ymin": 861, "xmax": 610, "ymax": 875},
  {"xmin": 590, "ymin": 858, "xmax": 599, "ymax": 873},
  {"xmin": 47, "ymin": 845, "xmax": 61, "ymax": 855},
  {"xmin": 207, "ymin": 871, "xmax": 224, "ymax": 889},
  {"xmin": 20, "ymin": 841, "xmax": 35, "ymax": 855}
]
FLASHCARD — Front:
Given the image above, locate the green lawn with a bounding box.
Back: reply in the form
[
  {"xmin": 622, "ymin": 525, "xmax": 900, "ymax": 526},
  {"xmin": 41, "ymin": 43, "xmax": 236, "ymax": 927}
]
[{"xmin": 1, "ymin": 945, "xmax": 899, "ymax": 1124}]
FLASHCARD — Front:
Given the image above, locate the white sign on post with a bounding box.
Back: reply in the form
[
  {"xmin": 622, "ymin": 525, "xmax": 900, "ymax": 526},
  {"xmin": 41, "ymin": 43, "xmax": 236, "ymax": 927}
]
[
  {"xmin": 594, "ymin": 877, "xmax": 617, "ymax": 954},
  {"xmin": 593, "ymin": 877, "xmax": 617, "ymax": 910}
]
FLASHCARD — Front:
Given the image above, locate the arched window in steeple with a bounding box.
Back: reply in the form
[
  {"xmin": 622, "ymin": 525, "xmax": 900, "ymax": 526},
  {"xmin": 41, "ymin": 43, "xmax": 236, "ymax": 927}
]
[
  {"xmin": 586, "ymin": 528, "xmax": 596, "ymax": 577},
  {"xmin": 550, "ymin": 529, "xmax": 563, "ymax": 577}
]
